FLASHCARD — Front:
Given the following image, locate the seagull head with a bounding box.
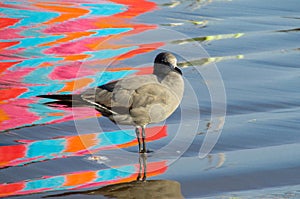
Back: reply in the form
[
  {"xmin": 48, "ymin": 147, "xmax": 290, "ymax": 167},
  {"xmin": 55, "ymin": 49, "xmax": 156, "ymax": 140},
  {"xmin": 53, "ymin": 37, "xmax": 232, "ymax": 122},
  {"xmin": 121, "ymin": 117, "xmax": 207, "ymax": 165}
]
[{"xmin": 153, "ymin": 52, "xmax": 182, "ymax": 76}]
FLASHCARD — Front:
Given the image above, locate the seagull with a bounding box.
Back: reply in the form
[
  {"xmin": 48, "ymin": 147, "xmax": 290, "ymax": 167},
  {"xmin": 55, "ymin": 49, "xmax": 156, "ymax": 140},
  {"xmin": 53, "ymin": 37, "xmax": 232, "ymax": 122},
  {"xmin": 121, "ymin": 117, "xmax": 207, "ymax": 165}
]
[{"xmin": 39, "ymin": 52, "xmax": 184, "ymax": 153}]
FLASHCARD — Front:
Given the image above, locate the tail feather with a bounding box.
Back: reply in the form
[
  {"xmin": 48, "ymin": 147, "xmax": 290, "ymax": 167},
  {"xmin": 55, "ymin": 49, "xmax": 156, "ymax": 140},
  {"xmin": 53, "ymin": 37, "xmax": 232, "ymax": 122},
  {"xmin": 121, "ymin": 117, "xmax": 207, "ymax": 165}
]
[
  {"xmin": 38, "ymin": 94, "xmax": 115, "ymax": 116},
  {"xmin": 37, "ymin": 94, "xmax": 87, "ymax": 107},
  {"xmin": 37, "ymin": 94, "xmax": 80, "ymax": 101}
]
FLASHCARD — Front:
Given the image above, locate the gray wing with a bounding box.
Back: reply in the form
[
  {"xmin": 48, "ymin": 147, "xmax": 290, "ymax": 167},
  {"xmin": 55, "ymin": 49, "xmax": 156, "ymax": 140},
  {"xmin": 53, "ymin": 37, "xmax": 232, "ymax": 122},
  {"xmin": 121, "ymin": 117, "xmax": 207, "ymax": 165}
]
[
  {"xmin": 129, "ymin": 83, "xmax": 181, "ymax": 125},
  {"xmin": 80, "ymin": 75, "xmax": 157, "ymax": 115},
  {"xmin": 80, "ymin": 81, "xmax": 118, "ymax": 116},
  {"xmin": 81, "ymin": 74, "xmax": 180, "ymax": 126}
]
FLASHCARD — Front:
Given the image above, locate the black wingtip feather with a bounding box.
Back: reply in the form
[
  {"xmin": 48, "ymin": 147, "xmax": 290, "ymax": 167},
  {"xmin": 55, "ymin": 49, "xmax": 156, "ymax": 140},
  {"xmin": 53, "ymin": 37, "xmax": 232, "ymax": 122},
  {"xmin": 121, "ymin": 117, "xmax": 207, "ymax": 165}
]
[{"xmin": 37, "ymin": 94, "xmax": 80, "ymax": 101}]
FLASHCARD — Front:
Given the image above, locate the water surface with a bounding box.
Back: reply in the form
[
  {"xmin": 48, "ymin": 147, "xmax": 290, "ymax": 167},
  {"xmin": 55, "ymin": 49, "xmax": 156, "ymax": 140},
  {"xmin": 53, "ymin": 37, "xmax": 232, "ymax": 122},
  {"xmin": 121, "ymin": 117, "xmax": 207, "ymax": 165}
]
[{"xmin": 0, "ymin": 0, "xmax": 300, "ymax": 198}]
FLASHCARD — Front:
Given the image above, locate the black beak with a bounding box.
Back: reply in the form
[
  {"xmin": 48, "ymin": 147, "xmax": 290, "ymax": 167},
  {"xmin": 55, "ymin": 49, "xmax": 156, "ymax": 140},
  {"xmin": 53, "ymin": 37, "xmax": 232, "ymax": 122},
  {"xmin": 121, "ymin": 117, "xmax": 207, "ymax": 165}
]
[{"xmin": 173, "ymin": 66, "xmax": 182, "ymax": 75}]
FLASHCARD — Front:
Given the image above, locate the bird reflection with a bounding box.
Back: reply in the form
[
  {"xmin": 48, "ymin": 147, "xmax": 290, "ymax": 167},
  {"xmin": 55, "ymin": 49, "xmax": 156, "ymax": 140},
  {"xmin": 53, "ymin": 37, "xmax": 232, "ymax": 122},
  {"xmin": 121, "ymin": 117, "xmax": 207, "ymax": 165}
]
[
  {"xmin": 44, "ymin": 154, "xmax": 183, "ymax": 199},
  {"xmin": 137, "ymin": 153, "xmax": 147, "ymax": 181}
]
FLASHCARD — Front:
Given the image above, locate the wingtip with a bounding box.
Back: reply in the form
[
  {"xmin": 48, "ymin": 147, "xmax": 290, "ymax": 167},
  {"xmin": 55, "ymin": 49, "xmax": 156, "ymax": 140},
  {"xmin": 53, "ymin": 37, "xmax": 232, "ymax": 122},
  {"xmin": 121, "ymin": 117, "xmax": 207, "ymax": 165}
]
[{"xmin": 37, "ymin": 94, "xmax": 74, "ymax": 101}]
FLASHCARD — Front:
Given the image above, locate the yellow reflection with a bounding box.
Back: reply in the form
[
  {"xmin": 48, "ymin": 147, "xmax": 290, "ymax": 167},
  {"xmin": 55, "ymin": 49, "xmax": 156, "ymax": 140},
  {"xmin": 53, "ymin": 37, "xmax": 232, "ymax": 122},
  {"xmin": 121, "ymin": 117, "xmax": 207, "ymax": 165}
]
[
  {"xmin": 173, "ymin": 33, "xmax": 244, "ymax": 45},
  {"xmin": 178, "ymin": 54, "xmax": 244, "ymax": 67}
]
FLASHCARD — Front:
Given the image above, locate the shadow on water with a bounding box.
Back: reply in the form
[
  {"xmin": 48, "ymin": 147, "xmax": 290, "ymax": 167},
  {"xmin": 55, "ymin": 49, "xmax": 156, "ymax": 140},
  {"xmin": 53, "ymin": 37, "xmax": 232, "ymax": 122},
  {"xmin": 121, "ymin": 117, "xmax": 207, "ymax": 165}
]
[
  {"xmin": 277, "ymin": 27, "xmax": 300, "ymax": 32},
  {"xmin": 44, "ymin": 154, "xmax": 184, "ymax": 199}
]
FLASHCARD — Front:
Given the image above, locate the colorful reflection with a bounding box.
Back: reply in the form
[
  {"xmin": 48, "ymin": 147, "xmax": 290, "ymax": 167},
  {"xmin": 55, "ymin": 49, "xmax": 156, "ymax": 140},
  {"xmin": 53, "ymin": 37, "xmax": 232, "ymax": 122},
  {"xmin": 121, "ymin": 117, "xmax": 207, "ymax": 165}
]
[
  {"xmin": 0, "ymin": 160, "xmax": 167, "ymax": 198},
  {"xmin": 0, "ymin": 125, "xmax": 168, "ymax": 197},
  {"xmin": 0, "ymin": 0, "xmax": 163, "ymax": 131},
  {"xmin": 0, "ymin": 125, "xmax": 167, "ymax": 168},
  {"xmin": 0, "ymin": 1, "xmax": 173, "ymax": 197},
  {"xmin": 45, "ymin": 154, "xmax": 183, "ymax": 198}
]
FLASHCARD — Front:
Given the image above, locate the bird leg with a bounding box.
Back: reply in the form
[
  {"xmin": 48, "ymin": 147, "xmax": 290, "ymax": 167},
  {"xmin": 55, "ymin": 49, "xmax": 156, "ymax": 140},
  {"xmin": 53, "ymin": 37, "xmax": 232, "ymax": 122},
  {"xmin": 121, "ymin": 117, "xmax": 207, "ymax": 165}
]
[
  {"xmin": 135, "ymin": 126, "xmax": 147, "ymax": 153},
  {"xmin": 141, "ymin": 126, "xmax": 147, "ymax": 153},
  {"xmin": 135, "ymin": 127, "xmax": 142, "ymax": 153}
]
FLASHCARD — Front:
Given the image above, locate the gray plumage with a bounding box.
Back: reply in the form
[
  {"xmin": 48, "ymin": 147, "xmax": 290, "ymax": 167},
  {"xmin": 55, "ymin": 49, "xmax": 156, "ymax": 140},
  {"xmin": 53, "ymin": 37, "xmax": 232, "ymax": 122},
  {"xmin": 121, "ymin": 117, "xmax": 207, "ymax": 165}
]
[{"xmin": 39, "ymin": 52, "xmax": 184, "ymax": 153}]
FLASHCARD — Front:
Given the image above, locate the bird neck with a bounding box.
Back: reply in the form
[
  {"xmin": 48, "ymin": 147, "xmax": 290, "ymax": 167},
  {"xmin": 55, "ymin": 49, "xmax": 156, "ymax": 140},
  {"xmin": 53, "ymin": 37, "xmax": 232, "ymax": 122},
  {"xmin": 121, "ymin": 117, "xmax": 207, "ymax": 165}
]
[{"xmin": 153, "ymin": 63, "xmax": 173, "ymax": 80}]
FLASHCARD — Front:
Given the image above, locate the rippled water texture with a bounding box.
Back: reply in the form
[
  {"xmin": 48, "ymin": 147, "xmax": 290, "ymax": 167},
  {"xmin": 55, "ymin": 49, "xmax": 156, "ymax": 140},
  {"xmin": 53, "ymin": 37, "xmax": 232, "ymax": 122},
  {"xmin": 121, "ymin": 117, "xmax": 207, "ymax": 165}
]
[{"xmin": 0, "ymin": 0, "xmax": 300, "ymax": 198}]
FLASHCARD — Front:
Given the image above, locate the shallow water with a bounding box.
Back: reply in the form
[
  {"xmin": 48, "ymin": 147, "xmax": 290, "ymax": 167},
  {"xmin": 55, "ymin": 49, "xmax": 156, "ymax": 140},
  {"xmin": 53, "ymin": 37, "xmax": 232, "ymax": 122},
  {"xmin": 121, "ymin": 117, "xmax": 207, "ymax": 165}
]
[{"xmin": 0, "ymin": 0, "xmax": 300, "ymax": 198}]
